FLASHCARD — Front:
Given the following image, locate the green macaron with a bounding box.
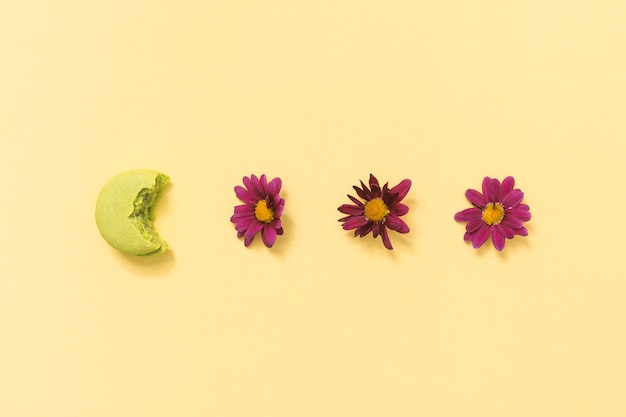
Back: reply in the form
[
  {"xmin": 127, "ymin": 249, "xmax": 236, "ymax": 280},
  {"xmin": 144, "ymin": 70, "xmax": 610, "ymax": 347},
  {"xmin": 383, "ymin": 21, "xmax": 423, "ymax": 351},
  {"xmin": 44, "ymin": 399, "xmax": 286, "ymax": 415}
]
[{"xmin": 95, "ymin": 169, "xmax": 170, "ymax": 256}]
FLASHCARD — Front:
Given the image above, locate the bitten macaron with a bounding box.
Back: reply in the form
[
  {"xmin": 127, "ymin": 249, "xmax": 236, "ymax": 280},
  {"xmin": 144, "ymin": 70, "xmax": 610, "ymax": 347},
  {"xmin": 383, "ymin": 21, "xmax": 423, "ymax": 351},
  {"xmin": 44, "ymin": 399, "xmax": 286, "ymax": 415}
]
[{"xmin": 95, "ymin": 169, "xmax": 169, "ymax": 256}]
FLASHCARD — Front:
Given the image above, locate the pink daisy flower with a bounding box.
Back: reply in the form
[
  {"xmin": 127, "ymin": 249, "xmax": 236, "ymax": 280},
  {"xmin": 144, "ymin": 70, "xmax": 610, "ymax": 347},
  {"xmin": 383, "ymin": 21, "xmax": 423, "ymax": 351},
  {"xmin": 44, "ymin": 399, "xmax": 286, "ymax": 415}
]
[
  {"xmin": 230, "ymin": 174, "xmax": 284, "ymax": 248},
  {"xmin": 338, "ymin": 174, "xmax": 412, "ymax": 250},
  {"xmin": 454, "ymin": 176, "xmax": 531, "ymax": 251}
]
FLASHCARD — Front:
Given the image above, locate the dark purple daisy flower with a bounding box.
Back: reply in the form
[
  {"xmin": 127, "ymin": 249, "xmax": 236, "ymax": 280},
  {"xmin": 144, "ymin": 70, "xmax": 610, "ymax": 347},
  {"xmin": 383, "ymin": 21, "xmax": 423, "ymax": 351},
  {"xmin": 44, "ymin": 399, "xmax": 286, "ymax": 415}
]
[
  {"xmin": 230, "ymin": 174, "xmax": 284, "ymax": 248},
  {"xmin": 454, "ymin": 176, "xmax": 531, "ymax": 251},
  {"xmin": 338, "ymin": 174, "xmax": 411, "ymax": 250}
]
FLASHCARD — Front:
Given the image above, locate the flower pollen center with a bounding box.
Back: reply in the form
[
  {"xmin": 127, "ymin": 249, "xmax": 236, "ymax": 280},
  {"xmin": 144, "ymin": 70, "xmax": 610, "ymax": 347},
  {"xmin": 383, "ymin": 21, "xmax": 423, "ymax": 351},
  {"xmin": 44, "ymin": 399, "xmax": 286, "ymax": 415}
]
[
  {"xmin": 364, "ymin": 198, "xmax": 389, "ymax": 222},
  {"xmin": 482, "ymin": 202, "xmax": 505, "ymax": 225},
  {"xmin": 254, "ymin": 200, "xmax": 274, "ymax": 223}
]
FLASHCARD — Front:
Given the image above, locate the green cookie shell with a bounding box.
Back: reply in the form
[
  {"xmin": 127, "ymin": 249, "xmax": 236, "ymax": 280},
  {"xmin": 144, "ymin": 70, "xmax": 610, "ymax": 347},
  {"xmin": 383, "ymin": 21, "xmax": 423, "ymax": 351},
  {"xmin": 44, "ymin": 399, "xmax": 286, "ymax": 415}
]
[{"xmin": 95, "ymin": 169, "xmax": 169, "ymax": 256}]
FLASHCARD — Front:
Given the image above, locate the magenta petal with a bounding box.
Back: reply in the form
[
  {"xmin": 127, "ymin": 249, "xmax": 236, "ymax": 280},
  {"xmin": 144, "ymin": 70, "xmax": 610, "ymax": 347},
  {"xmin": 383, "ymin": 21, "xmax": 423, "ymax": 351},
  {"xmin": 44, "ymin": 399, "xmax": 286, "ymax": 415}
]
[
  {"xmin": 259, "ymin": 174, "xmax": 268, "ymax": 193},
  {"xmin": 369, "ymin": 174, "xmax": 380, "ymax": 188},
  {"xmin": 274, "ymin": 199, "xmax": 285, "ymax": 217},
  {"xmin": 501, "ymin": 215, "xmax": 524, "ymax": 229},
  {"xmin": 465, "ymin": 189, "xmax": 487, "ymax": 208},
  {"xmin": 501, "ymin": 176, "xmax": 515, "ymax": 196},
  {"xmin": 342, "ymin": 216, "xmax": 369, "ymax": 230},
  {"xmin": 233, "ymin": 216, "xmax": 257, "ymax": 232},
  {"xmin": 250, "ymin": 175, "xmax": 265, "ymax": 199},
  {"xmin": 381, "ymin": 226, "xmax": 393, "ymax": 250},
  {"xmin": 242, "ymin": 175, "xmax": 255, "ymax": 193},
  {"xmin": 235, "ymin": 186, "xmax": 258, "ymax": 205},
  {"xmin": 244, "ymin": 221, "xmax": 264, "ymax": 239},
  {"xmin": 372, "ymin": 222, "xmax": 381, "ymax": 238},
  {"xmin": 261, "ymin": 225, "xmax": 277, "ymax": 247},
  {"xmin": 230, "ymin": 213, "xmax": 255, "ymax": 224},
  {"xmin": 495, "ymin": 224, "xmax": 515, "ymax": 239},
  {"xmin": 267, "ymin": 177, "xmax": 282, "ymax": 195},
  {"xmin": 482, "ymin": 177, "xmax": 502, "ymax": 202},
  {"xmin": 233, "ymin": 204, "xmax": 255, "ymax": 216},
  {"xmin": 454, "ymin": 207, "xmax": 482, "ymax": 222},
  {"xmin": 492, "ymin": 227, "xmax": 505, "ymax": 251},
  {"xmin": 515, "ymin": 227, "xmax": 528, "ymax": 236},
  {"xmin": 390, "ymin": 203, "xmax": 409, "ymax": 216},
  {"xmin": 347, "ymin": 194, "xmax": 364, "ymax": 207},
  {"xmin": 244, "ymin": 236, "xmax": 254, "ymax": 246},
  {"xmin": 466, "ymin": 218, "xmax": 484, "ymax": 233},
  {"xmin": 471, "ymin": 224, "xmax": 491, "ymax": 248},
  {"xmin": 389, "ymin": 179, "xmax": 412, "ymax": 202},
  {"xmin": 271, "ymin": 218, "xmax": 282, "ymax": 230},
  {"xmin": 385, "ymin": 214, "xmax": 409, "ymax": 233},
  {"xmin": 507, "ymin": 207, "xmax": 532, "ymax": 222},
  {"xmin": 501, "ymin": 190, "xmax": 524, "ymax": 208},
  {"xmin": 353, "ymin": 185, "xmax": 368, "ymax": 200},
  {"xmin": 338, "ymin": 204, "xmax": 365, "ymax": 216},
  {"xmin": 357, "ymin": 222, "xmax": 373, "ymax": 237}
]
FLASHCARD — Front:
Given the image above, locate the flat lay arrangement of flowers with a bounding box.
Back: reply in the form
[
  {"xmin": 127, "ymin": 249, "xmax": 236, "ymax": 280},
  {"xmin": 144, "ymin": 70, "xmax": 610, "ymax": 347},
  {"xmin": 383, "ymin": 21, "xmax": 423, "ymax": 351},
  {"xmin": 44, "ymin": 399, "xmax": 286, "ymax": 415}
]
[{"xmin": 223, "ymin": 173, "xmax": 531, "ymax": 253}]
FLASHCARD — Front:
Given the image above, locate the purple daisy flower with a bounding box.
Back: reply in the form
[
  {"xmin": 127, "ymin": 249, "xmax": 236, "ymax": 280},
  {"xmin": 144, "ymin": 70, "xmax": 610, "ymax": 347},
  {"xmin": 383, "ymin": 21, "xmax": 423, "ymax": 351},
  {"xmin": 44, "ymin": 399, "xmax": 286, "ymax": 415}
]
[
  {"xmin": 230, "ymin": 174, "xmax": 284, "ymax": 248},
  {"xmin": 454, "ymin": 176, "xmax": 531, "ymax": 251},
  {"xmin": 338, "ymin": 174, "xmax": 412, "ymax": 250}
]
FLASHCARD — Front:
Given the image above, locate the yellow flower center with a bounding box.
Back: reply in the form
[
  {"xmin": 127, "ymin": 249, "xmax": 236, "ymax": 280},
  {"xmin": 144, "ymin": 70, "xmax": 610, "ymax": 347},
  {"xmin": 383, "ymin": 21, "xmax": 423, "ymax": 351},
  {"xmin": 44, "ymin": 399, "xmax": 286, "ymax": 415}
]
[
  {"xmin": 482, "ymin": 202, "xmax": 505, "ymax": 225},
  {"xmin": 254, "ymin": 200, "xmax": 274, "ymax": 223},
  {"xmin": 364, "ymin": 198, "xmax": 389, "ymax": 222}
]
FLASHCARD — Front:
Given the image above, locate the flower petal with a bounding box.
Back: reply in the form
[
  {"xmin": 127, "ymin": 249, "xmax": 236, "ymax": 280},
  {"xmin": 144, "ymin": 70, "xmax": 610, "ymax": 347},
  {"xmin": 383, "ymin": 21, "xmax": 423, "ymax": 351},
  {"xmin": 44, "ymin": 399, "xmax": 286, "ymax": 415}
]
[
  {"xmin": 501, "ymin": 215, "xmax": 524, "ymax": 230},
  {"xmin": 482, "ymin": 177, "xmax": 502, "ymax": 202},
  {"xmin": 233, "ymin": 204, "xmax": 255, "ymax": 216},
  {"xmin": 501, "ymin": 189, "xmax": 524, "ymax": 208},
  {"xmin": 501, "ymin": 176, "xmax": 515, "ymax": 196},
  {"xmin": 359, "ymin": 180, "xmax": 374, "ymax": 199},
  {"xmin": 454, "ymin": 207, "xmax": 482, "ymax": 222},
  {"xmin": 370, "ymin": 182, "xmax": 382, "ymax": 198},
  {"xmin": 372, "ymin": 222, "xmax": 381, "ymax": 238},
  {"xmin": 342, "ymin": 215, "xmax": 369, "ymax": 230},
  {"xmin": 347, "ymin": 194, "xmax": 364, "ymax": 207},
  {"xmin": 235, "ymin": 186, "xmax": 258, "ymax": 205},
  {"xmin": 356, "ymin": 222, "xmax": 373, "ymax": 237},
  {"xmin": 338, "ymin": 204, "xmax": 365, "ymax": 216},
  {"xmin": 261, "ymin": 225, "xmax": 277, "ymax": 247},
  {"xmin": 368, "ymin": 174, "xmax": 379, "ymax": 188},
  {"xmin": 244, "ymin": 236, "xmax": 255, "ymax": 246},
  {"xmin": 471, "ymin": 223, "xmax": 491, "ymax": 249},
  {"xmin": 465, "ymin": 218, "xmax": 484, "ymax": 233},
  {"xmin": 259, "ymin": 174, "xmax": 268, "ymax": 193},
  {"xmin": 495, "ymin": 224, "xmax": 515, "ymax": 239},
  {"xmin": 515, "ymin": 227, "xmax": 528, "ymax": 236},
  {"xmin": 385, "ymin": 214, "xmax": 409, "ymax": 233},
  {"xmin": 267, "ymin": 177, "xmax": 282, "ymax": 195},
  {"xmin": 492, "ymin": 226, "xmax": 506, "ymax": 251},
  {"xmin": 381, "ymin": 226, "xmax": 393, "ymax": 250},
  {"xmin": 274, "ymin": 198, "xmax": 285, "ymax": 218},
  {"xmin": 244, "ymin": 221, "xmax": 264, "ymax": 239},
  {"xmin": 390, "ymin": 203, "xmax": 409, "ymax": 216},
  {"xmin": 465, "ymin": 189, "xmax": 487, "ymax": 208},
  {"xmin": 389, "ymin": 179, "xmax": 412, "ymax": 202},
  {"xmin": 507, "ymin": 207, "xmax": 531, "ymax": 222},
  {"xmin": 271, "ymin": 218, "xmax": 282, "ymax": 230},
  {"xmin": 251, "ymin": 175, "xmax": 266, "ymax": 199},
  {"xmin": 353, "ymin": 185, "xmax": 368, "ymax": 200},
  {"xmin": 233, "ymin": 216, "xmax": 257, "ymax": 232}
]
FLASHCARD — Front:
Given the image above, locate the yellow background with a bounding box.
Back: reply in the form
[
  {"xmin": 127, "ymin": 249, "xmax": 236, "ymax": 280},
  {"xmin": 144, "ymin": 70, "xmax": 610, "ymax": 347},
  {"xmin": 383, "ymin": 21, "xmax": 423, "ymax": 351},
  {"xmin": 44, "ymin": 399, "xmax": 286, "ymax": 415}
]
[{"xmin": 2, "ymin": 1, "xmax": 626, "ymax": 416}]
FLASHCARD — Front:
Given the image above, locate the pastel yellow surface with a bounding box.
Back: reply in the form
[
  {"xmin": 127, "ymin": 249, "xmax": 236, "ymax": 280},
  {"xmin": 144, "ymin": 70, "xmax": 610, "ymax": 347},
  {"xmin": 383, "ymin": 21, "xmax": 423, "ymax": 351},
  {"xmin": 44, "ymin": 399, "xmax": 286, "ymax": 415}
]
[{"xmin": 1, "ymin": 1, "xmax": 625, "ymax": 416}]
